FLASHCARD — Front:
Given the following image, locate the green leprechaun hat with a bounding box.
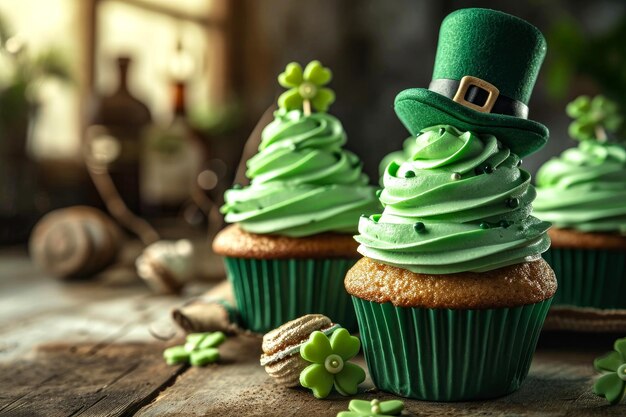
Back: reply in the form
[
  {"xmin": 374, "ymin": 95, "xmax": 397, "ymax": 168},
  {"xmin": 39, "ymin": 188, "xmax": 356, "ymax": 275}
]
[{"xmin": 394, "ymin": 8, "xmax": 548, "ymax": 158}]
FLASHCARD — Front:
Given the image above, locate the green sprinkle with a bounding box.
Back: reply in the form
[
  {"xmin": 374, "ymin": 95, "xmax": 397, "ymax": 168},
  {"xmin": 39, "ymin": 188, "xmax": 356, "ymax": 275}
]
[
  {"xmin": 517, "ymin": 159, "xmax": 523, "ymax": 167},
  {"xmin": 450, "ymin": 172, "xmax": 461, "ymax": 181},
  {"xmin": 438, "ymin": 127, "xmax": 446, "ymax": 136},
  {"xmin": 474, "ymin": 163, "xmax": 495, "ymax": 175},
  {"xmin": 404, "ymin": 170, "xmax": 416, "ymax": 178},
  {"xmin": 190, "ymin": 348, "xmax": 220, "ymax": 366},
  {"xmin": 480, "ymin": 222, "xmax": 490, "ymax": 230},
  {"xmin": 198, "ymin": 332, "xmax": 226, "ymax": 349},
  {"xmin": 164, "ymin": 346, "xmax": 190, "ymax": 365},
  {"xmin": 413, "ymin": 222, "xmax": 426, "ymax": 233},
  {"xmin": 375, "ymin": 189, "xmax": 382, "ymax": 198},
  {"xmin": 506, "ymin": 197, "xmax": 520, "ymax": 208}
]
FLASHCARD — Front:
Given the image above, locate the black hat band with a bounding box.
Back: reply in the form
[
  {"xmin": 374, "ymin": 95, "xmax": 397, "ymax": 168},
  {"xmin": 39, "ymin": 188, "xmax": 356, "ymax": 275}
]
[{"xmin": 429, "ymin": 76, "xmax": 529, "ymax": 119}]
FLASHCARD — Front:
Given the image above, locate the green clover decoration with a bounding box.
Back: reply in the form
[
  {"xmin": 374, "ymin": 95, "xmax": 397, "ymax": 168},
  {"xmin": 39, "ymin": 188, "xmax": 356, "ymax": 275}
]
[
  {"xmin": 566, "ymin": 95, "xmax": 623, "ymax": 142},
  {"xmin": 593, "ymin": 337, "xmax": 626, "ymax": 405},
  {"xmin": 299, "ymin": 328, "xmax": 365, "ymax": 399},
  {"xmin": 337, "ymin": 399, "xmax": 405, "ymax": 417},
  {"xmin": 163, "ymin": 331, "xmax": 225, "ymax": 367},
  {"xmin": 278, "ymin": 60, "xmax": 335, "ymax": 115}
]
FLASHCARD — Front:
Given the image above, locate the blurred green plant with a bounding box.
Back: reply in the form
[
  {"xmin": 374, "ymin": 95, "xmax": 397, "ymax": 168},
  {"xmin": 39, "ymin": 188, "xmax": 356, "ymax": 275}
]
[
  {"xmin": 545, "ymin": 12, "xmax": 626, "ymax": 110},
  {"xmin": 188, "ymin": 99, "xmax": 243, "ymax": 137},
  {"xmin": 0, "ymin": 13, "xmax": 71, "ymax": 156},
  {"xmin": 566, "ymin": 95, "xmax": 623, "ymax": 141}
]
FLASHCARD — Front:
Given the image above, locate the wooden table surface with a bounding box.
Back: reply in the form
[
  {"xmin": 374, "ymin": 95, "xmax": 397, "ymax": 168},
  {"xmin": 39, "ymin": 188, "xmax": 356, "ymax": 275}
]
[{"xmin": 0, "ymin": 247, "xmax": 624, "ymax": 417}]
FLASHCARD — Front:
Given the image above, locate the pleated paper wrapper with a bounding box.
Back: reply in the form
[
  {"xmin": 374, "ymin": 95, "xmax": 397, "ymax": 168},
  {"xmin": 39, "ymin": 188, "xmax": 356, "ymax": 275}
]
[
  {"xmin": 224, "ymin": 257, "xmax": 358, "ymax": 333},
  {"xmin": 352, "ymin": 297, "xmax": 552, "ymax": 401}
]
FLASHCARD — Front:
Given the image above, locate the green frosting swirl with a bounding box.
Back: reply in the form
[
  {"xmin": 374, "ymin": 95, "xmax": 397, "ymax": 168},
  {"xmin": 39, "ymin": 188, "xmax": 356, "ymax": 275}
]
[
  {"xmin": 377, "ymin": 137, "xmax": 418, "ymax": 180},
  {"xmin": 356, "ymin": 125, "xmax": 551, "ymax": 274},
  {"xmin": 534, "ymin": 140, "xmax": 626, "ymax": 233},
  {"xmin": 221, "ymin": 110, "xmax": 380, "ymax": 237}
]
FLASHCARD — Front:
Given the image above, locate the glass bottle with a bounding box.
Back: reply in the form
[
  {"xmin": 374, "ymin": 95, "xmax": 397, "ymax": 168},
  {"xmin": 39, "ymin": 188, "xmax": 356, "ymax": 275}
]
[
  {"xmin": 87, "ymin": 56, "xmax": 152, "ymax": 214},
  {"xmin": 141, "ymin": 80, "xmax": 205, "ymax": 217}
]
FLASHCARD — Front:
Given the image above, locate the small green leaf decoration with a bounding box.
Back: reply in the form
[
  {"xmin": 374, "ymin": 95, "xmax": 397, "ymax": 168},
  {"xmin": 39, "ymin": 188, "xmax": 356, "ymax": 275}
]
[
  {"xmin": 593, "ymin": 337, "xmax": 626, "ymax": 405},
  {"xmin": 163, "ymin": 331, "xmax": 226, "ymax": 367},
  {"xmin": 299, "ymin": 328, "xmax": 365, "ymax": 399},
  {"xmin": 277, "ymin": 60, "xmax": 335, "ymax": 114},
  {"xmin": 566, "ymin": 95, "xmax": 623, "ymax": 142},
  {"xmin": 337, "ymin": 398, "xmax": 404, "ymax": 417}
]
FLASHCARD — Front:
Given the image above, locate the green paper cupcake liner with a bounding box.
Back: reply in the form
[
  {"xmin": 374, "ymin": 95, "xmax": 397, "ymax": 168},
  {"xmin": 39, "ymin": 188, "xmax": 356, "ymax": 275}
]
[
  {"xmin": 542, "ymin": 248, "xmax": 626, "ymax": 309},
  {"xmin": 224, "ymin": 257, "xmax": 358, "ymax": 333},
  {"xmin": 352, "ymin": 297, "xmax": 552, "ymax": 401}
]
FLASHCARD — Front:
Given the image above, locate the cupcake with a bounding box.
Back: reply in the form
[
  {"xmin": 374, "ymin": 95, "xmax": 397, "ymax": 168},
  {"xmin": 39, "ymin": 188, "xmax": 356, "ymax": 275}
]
[
  {"xmin": 534, "ymin": 95, "xmax": 626, "ymax": 312},
  {"xmin": 213, "ymin": 61, "xmax": 380, "ymax": 333},
  {"xmin": 344, "ymin": 9, "xmax": 557, "ymax": 401}
]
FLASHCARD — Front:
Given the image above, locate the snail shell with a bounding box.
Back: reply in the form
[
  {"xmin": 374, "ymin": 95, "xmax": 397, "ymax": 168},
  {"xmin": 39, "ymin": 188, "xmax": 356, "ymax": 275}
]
[
  {"xmin": 29, "ymin": 206, "xmax": 121, "ymax": 279},
  {"xmin": 135, "ymin": 239, "xmax": 194, "ymax": 294}
]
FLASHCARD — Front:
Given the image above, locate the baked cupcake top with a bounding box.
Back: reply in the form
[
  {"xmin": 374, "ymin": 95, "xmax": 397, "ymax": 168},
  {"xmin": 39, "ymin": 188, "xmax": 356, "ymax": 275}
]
[
  {"xmin": 534, "ymin": 96, "xmax": 626, "ymax": 233},
  {"xmin": 356, "ymin": 124, "xmax": 551, "ymax": 274},
  {"xmin": 220, "ymin": 61, "xmax": 380, "ymax": 237},
  {"xmin": 345, "ymin": 257, "xmax": 556, "ymax": 308}
]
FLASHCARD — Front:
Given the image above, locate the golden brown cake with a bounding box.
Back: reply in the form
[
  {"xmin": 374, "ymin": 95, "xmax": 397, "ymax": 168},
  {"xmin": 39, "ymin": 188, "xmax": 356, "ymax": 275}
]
[
  {"xmin": 548, "ymin": 227, "xmax": 626, "ymax": 250},
  {"xmin": 212, "ymin": 224, "xmax": 359, "ymax": 260},
  {"xmin": 345, "ymin": 257, "xmax": 556, "ymax": 309}
]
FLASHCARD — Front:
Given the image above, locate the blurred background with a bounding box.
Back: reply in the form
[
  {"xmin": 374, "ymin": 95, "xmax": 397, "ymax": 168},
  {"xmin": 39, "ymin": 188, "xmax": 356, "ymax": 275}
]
[{"xmin": 1, "ymin": 0, "xmax": 625, "ymax": 247}]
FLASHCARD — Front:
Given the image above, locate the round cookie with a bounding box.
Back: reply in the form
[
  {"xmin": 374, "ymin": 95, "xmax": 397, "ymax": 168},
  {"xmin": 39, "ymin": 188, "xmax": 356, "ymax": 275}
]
[{"xmin": 260, "ymin": 314, "xmax": 340, "ymax": 387}]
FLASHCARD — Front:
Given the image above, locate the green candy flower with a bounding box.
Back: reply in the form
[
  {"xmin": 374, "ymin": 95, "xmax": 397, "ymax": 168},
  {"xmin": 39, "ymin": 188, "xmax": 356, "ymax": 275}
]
[
  {"xmin": 299, "ymin": 328, "xmax": 365, "ymax": 399},
  {"xmin": 277, "ymin": 60, "xmax": 335, "ymax": 114},
  {"xmin": 163, "ymin": 332, "xmax": 226, "ymax": 367},
  {"xmin": 337, "ymin": 399, "xmax": 405, "ymax": 417},
  {"xmin": 593, "ymin": 337, "xmax": 626, "ymax": 405},
  {"xmin": 566, "ymin": 95, "xmax": 623, "ymax": 142}
]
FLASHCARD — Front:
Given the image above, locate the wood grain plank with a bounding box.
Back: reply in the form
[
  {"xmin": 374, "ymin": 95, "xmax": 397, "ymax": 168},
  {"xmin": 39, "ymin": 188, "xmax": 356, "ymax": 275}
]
[
  {"xmin": 0, "ymin": 342, "xmax": 185, "ymax": 417},
  {"xmin": 0, "ymin": 248, "xmax": 213, "ymax": 417},
  {"xmin": 135, "ymin": 333, "xmax": 625, "ymax": 417},
  {"xmin": 2, "ymin": 250, "xmax": 625, "ymax": 416},
  {"xmin": 0, "ymin": 248, "xmax": 198, "ymax": 362}
]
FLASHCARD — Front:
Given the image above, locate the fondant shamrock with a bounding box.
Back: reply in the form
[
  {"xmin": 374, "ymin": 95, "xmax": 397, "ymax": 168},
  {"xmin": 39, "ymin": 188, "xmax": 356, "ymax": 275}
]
[
  {"xmin": 278, "ymin": 60, "xmax": 335, "ymax": 114},
  {"xmin": 299, "ymin": 328, "xmax": 365, "ymax": 399},
  {"xmin": 337, "ymin": 399, "xmax": 404, "ymax": 417},
  {"xmin": 593, "ymin": 337, "xmax": 626, "ymax": 405},
  {"xmin": 163, "ymin": 332, "xmax": 226, "ymax": 367},
  {"xmin": 566, "ymin": 95, "xmax": 623, "ymax": 142}
]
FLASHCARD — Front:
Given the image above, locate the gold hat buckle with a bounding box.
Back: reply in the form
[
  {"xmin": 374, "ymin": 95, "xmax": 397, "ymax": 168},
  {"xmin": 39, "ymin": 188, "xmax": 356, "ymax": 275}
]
[{"xmin": 453, "ymin": 75, "xmax": 500, "ymax": 113}]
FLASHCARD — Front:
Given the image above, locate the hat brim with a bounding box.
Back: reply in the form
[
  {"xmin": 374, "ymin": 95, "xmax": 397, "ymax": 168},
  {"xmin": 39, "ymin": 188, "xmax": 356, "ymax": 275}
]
[{"xmin": 394, "ymin": 88, "xmax": 548, "ymax": 158}]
